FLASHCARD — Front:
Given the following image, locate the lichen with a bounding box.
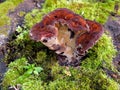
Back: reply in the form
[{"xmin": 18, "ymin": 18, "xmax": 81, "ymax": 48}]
[{"xmin": 2, "ymin": 0, "xmax": 120, "ymax": 90}]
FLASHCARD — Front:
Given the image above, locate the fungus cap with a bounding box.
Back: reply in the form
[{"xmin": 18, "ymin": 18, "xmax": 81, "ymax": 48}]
[{"xmin": 30, "ymin": 8, "xmax": 103, "ymax": 66}]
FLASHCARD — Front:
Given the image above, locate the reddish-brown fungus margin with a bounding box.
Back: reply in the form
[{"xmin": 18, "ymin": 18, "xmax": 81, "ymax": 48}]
[{"xmin": 30, "ymin": 8, "xmax": 104, "ymax": 66}]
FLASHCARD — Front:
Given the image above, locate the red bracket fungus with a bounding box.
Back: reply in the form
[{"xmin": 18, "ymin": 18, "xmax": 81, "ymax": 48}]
[{"xmin": 30, "ymin": 8, "xmax": 104, "ymax": 66}]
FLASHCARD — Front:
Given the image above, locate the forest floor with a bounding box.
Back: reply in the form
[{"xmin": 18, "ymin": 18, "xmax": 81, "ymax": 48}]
[
  {"xmin": 0, "ymin": 0, "xmax": 120, "ymax": 89},
  {"xmin": 0, "ymin": 0, "xmax": 44, "ymax": 85}
]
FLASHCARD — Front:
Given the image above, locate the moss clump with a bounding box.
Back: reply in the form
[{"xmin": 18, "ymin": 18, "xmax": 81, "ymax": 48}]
[
  {"xmin": 2, "ymin": 0, "xmax": 120, "ymax": 90},
  {"xmin": 48, "ymin": 66, "xmax": 119, "ymax": 90},
  {"xmin": 35, "ymin": 51, "xmax": 47, "ymax": 64},
  {"xmin": 81, "ymin": 33, "xmax": 116, "ymax": 70},
  {"xmin": 22, "ymin": 77, "xmax": 45, "ymax": 90},
  {"xmin": 2, "ymin": 57, "xmax": 45, "ymax": 90},
  {"xmin": 2, "ymin": 51, "xmax": 119, "ymax": 90},
  {"xmin": 0, "ymin": 0, "xmax": 23, "ymax": 27},
  {"xmin": 2, "ymin": 57, "xmax": 27, "ymax": 88},
  {"xmin": 4, "ymin": 25, "xmax": 45, "ymax": 63},
  {"xmin": 25, "ymin": 0, "xmax": 119, "ymax": 29},
  {"xmin": 2, "ymin": 33, "xmax": 119, "ymax": 90}
]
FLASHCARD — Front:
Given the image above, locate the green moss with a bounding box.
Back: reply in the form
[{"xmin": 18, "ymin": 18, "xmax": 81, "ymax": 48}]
[
  {"xmin": 2, "ymin": 57, "xmax": 45, "ymax": 90},
  {"xmin": 48, "ymin": 68, "xmax": 119, "ymax": 90},
  {"xmin": 25, "ymin": 9, "xmax": 44, "ymax": 28},
  {"xmin": 2, "ymin": 57, "xmax": 27, "ymax": 88},
  {"xmin": 25, "ymin": 0, "xmax": 118, "ymax": 28},
  {"xmin": 81, "ymin": 33, "xmax": 116, "ymax": 70},
  {"xmin": 18, "ymin": 11, "xmax": 26, "ymax": 17},
  {"xmin": 3, "ymin": 53, "xmax": 119, "ymax": 90},
  {"xmin": 35, "ymin": 51, "xmax": 47, "ymax": 64},
  {"xmin": 2, "ymin": 33, "xmax": 119, "ymax": 90},
  {"xmin": 4, "ymin": 25, "xmax": 45, "ymax": 63},
  {"xmin": 2, "ymin": 0, "xmax": 120, "ymax": 90},
  {"xmin": 22, "ymin": 77, "xmax": 45, "ymax": 90},
  {"xmin": 0, "ymin": 0, "xmax": 23, "ymax": 27}
]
